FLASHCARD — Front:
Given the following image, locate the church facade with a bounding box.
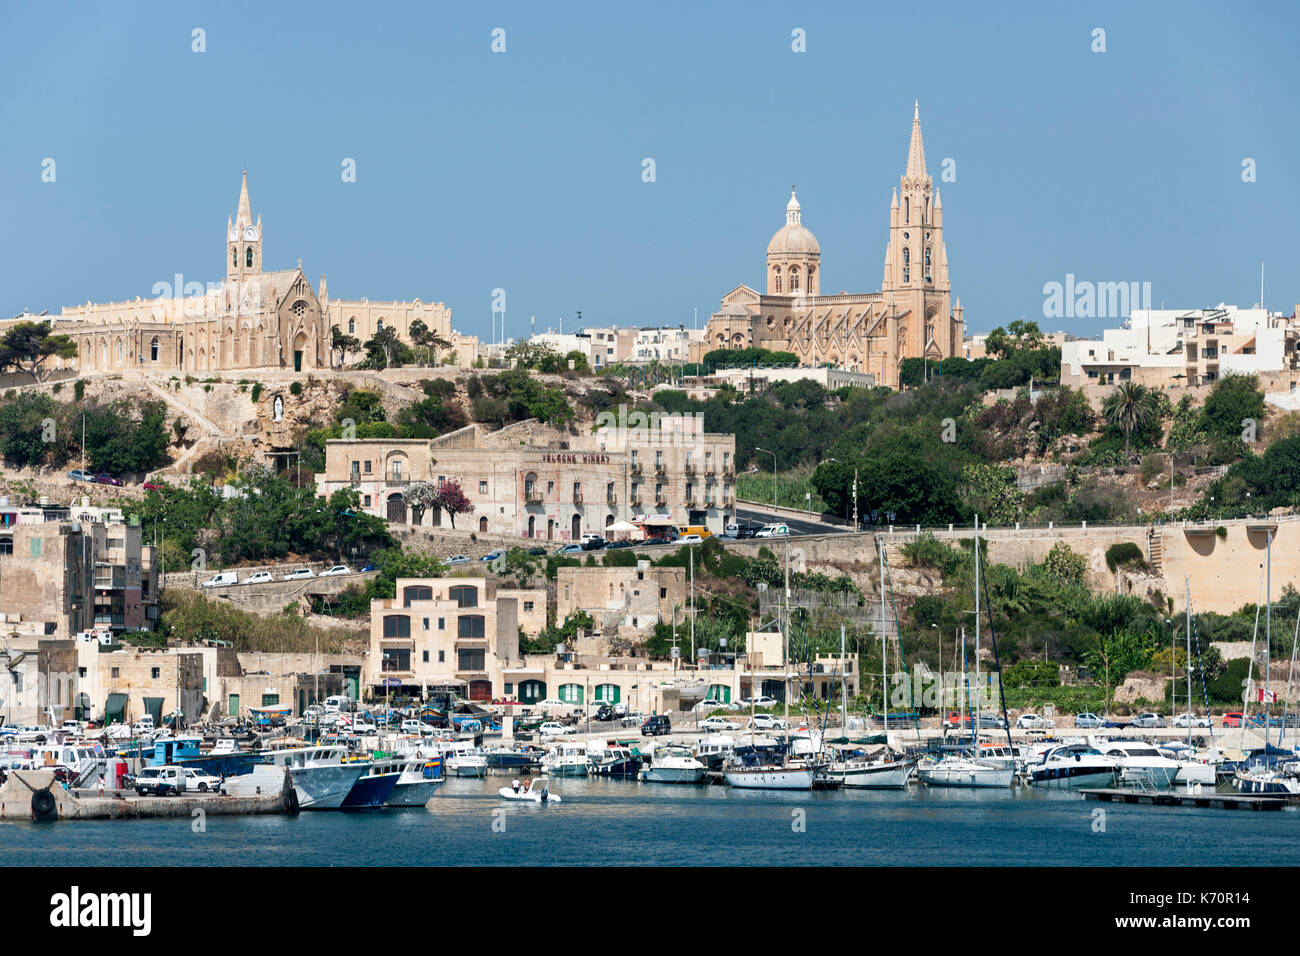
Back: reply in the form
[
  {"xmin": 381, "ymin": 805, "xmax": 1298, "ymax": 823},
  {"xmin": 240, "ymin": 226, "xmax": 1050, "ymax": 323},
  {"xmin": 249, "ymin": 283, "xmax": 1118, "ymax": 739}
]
[
  {"xmin": 52, "ymin": 173, "xmax": 466, "ymax": 375},
  {"xmin": 701, "ymin": 105, "xmax": 963, "ymax": 388}
]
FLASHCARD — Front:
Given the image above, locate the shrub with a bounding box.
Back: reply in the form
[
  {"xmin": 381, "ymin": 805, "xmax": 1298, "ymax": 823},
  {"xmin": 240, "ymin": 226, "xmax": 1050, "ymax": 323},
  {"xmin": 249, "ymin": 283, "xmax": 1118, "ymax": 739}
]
[
  {"xmin": 1215, "ymin": 526, "xmax": 1227, "ymax": 540},
  {"xmin": 250, "ymin": 383, "xmax": 263, "ymax": 403},
  {"xmin": 289, "ymin": 381, "xmax": 303, "ymax": 396},
  {"xmin": 1104, "ymin": 541, "xmax": 1145, "ymax": 573},
  {"xmin": 74, "ymin": 379, "xmax": 85, "ymax": 402}
]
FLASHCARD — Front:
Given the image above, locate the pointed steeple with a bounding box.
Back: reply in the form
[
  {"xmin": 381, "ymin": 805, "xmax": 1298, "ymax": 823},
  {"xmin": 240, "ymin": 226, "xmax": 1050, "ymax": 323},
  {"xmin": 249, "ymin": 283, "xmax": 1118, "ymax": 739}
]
[
  {"xmin": 934, "ymin": 188, "xmax": 941, "ymax": 209},
  {"xmin": 905, "ymin": 101, "xmax": 927, "ymax": 180},
  {"xmin": 891, "ymin": 187, "xmax": 899, "ymax": 209},
  {"xmin": 235, "ymin": 170, "xmax": 253, "ymax": 226}
]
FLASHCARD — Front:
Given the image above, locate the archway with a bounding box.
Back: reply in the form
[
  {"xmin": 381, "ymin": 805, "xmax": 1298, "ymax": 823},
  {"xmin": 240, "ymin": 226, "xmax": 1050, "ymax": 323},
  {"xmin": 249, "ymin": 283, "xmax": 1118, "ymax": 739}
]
[
  {"xmin": 293, "ymin": 331, "xmax": 308, "ymax": 372},
  {"xmin": 527, "ymin": 515, "xmax": 536, "ymax": 538},
  {"xmin": 386, "ymin": 493, "xmax": 407, "ymax": 523},
  {"xmin": 571, "ymin": 514, "xmax": 581, "ymax": 540},
  {"xmin": 546, "ymin": 519, "xmax": 555, "ymax": 541}
]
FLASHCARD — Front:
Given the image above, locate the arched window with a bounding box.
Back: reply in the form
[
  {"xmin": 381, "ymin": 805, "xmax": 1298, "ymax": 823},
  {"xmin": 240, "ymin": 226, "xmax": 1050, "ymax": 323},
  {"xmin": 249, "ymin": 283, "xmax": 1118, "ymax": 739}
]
[
  {"xmin": 774, "ymin": 270, "xmax": 782, "ymax": 293},
  {"xmin": 245, "ymin": 246, "xmax": 253, "ymax": 267},
  {"xmin": 403, "ymin": 585, "xmax": 433, "ymax": 606},
  {"xmin": 904, "ymin": 197, "xmax": 910, "ymax": 222},
  {"xmin": 448, "ymin": 585, "xmax": 478, "ymax": 608},
  {"xmin": 924, "ymin": 246, "xmax": 932, "ymax": 282},
  {"xmin": 382, "ymin": 615, "xmax": 411, "ymax": 638},
  {"xmin": 903, "ymin": 248, "xmax": 910, "ymax": 283},
  {"xmin": 232, "ymin": 248, "xmax": 237, "ymax": 268},
  {"xmin": 150, "ymin": 337, "xmax": 159, "ymax": 362},
  {"xmin": 376, "ymin": 319, "xmax": 384, "ymax": 332},
  {"xmin": 790, "ymin": 269, "xmax": 799, "ymax": 291},
  {"xmin": 479, "ymin": 516, "xmax": 487, "ymax": 532},
  {"xmin": 348, "ymin": 318, "xmax": 355, "ymax": 335}
]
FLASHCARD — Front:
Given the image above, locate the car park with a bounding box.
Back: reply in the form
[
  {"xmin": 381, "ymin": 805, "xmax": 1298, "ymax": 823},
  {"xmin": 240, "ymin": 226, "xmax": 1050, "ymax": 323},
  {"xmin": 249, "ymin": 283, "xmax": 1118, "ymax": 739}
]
[
  {"xmin": 67, "ymin": 469, "xmax": 94, "ymax": 482},
  {"xmin": 1130, "ymin": 712, "xmax": 1166, "ymax": 728},
  {"xmin": 281, "ymin": 567, "xmax": 316, "ymax": 580},
  {"xmin": 700, "ymin": 716, "xmax": 741, "ymax": 732},
  {"xmin": 201, "ymin": 572, "xmax": 239, "ymax": 588},
  {"xmin": 445, "ymin": 554, "xmax": 471, "ymax": 565},
  {"xmin": 242, "ymin": 571, "xmax": 273, "ymax": 585},
  {"xmin": 1074, "ymin": 713, "xmax": 1105, "ymax": 729},
  {"xmin": 1172, "ymin": 713, "xmax": 1212, "ymax": 728}
]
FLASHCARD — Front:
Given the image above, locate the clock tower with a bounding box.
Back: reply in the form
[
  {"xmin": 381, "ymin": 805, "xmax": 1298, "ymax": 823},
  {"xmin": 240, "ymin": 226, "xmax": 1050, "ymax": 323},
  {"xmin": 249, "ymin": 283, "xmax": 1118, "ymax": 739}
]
[{"xmin": 226, "ymin": 170, "xmax": 262, "ymax": 282}]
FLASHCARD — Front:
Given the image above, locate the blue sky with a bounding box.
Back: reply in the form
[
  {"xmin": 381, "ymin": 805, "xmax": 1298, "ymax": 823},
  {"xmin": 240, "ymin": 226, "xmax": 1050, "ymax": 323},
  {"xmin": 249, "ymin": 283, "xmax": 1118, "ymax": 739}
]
[{"xmin": 2, "ymin": 0, "xmax": 1297, "ymax": 340}]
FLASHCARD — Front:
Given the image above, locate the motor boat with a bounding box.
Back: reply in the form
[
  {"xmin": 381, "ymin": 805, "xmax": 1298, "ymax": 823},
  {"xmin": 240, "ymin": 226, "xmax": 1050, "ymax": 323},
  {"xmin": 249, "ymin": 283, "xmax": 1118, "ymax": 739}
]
[
  {"xmin": 499, "ymin": 778, "xmax": 560, "ymax": 803},
  {"xmin": 917, "ymin": 755, "xmax": 1014, "ymax": 788},
  {"xmin": 341, "ymin": 760, "xmax": 402, "ymax": 808},
  {"xmin": 640, "ymin": 745, "xmax": 706, "ymax": 784},
  {"xmin": 1091, "ymin": 738, "xmax": 1180, "ymax": 789},
  {"xmin": 1025, "ymin": 743, "xmax": 1117, "ymax": 790},
  {"xmin": 484, "ymin": 746, "xmax": 544, "ymax": 771},
  {"xmin": 693, "ymin": 734, "xmax": 735, "ymax": 772},
  {"xmin": 441, "ymin": 742, "xmax": 488, "ymax": 778},
  {"xmin": 587, "ymin": 742, "xmax": 643, "ymax": 777},
  {"xmin": 1157, "ymin": 742, "xmax": 1218, "ymax": 786},
  {"xmin": 542, "ymin": 741, "xmax": 590, "ymax": 777},
  {"xmin": 372, "ymin": 757, "xmax": 443, "ymax": 806},
  {"xmin": 1233, "ymin": 768, "xmax": 1300, "ymax": 795},
  {"xmin": 259, "ymin": 744, "xmax": 367, "ymax": 809}
]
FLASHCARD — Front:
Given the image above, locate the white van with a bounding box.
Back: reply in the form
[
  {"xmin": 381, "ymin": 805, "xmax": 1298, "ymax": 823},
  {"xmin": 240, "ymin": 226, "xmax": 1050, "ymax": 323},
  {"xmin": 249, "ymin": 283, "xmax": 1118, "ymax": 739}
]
[
  {"xmin": 323, "ymin": 695, "xmax": 354, "ymax": 714},
  {"xmin": 201, "ymin": 571, "xmax": 239, "ymax": 588},
  {"xmin": 755, "ymin": 523, "xmax": 790, "ymax": 538}
]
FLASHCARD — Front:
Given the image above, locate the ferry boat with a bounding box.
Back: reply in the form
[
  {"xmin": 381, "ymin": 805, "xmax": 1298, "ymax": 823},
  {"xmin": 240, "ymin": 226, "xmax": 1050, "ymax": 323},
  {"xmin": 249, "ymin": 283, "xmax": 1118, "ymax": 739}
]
[
  {"xmin": 260, "ymin": 744, "xmax": 368, "ymax": 809},
  {"xmin": 1025, "ymin": 743, "xmax": 1117, "ymax": 790},
  {"xmin": 640, "ymin": 745, "xmax": 706, "ymax": 784}
]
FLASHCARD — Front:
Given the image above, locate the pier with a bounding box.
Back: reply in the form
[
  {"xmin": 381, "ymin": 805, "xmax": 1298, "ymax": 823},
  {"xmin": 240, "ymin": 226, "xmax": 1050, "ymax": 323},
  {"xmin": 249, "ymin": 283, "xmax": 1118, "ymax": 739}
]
[
  {"xmin": 0, "ymin": 769, "xmax": 295, "ymax": 821},
  {"xmin": 1080, "ymin": 788, "xmax": 1300, "ymax": 811}
]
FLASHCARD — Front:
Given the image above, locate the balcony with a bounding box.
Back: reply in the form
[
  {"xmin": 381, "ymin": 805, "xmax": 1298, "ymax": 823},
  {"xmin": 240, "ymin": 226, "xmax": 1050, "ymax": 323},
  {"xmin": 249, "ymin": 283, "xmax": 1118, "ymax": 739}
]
[
  {"xmin": 683, "ymin": 463, "xmax": 696, "ymax": 475},
  {"xmin": 704, "ymin": 465, "xmax": 717, "ymax": 476},
  {"xmin": 524, "ymin": 489, "xmax": 543, "ymax": 504},
  {"xmin": 387, "ymin": 472, "xmax": 408, "ymax": 485},
  {"xmin": 606, "ymin": 491, "xmax": 618, "ymax": 506},
  {"xmin": 572, "ymin": 492, "xmax": 584, "ymax": 505},
  {"xmin": 630, "ymin": 463, "xmax": 643, "ymax": 476},
  {"xmin": 630, "ymin": 494, "xmax": 643, "ymax": 506}
]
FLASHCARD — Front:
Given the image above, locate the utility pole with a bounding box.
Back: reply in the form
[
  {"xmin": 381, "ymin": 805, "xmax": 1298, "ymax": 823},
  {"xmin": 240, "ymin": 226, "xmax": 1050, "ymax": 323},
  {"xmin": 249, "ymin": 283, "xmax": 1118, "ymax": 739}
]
[{"xmin": 852, "ymin": 469, "xmax": 858, "ymax": 532}]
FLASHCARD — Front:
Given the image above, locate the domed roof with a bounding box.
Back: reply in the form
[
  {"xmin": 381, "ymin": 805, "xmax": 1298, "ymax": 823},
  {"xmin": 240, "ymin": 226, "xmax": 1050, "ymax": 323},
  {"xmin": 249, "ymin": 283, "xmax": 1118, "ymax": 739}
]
[{"xmin": 767, "ymin": 187, "xmax": 820, "ymax": 256}]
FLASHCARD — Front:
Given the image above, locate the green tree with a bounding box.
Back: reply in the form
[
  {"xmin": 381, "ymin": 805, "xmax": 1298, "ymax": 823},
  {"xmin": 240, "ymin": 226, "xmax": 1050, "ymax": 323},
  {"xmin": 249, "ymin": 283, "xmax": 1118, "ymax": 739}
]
[
  {"xmin": 1101, "ymin": 381, "xmax": 1158, "ymax": 461},
  {"xmin": 0, "ymin": 321, "xmax": 78, "ymax": 382},
  {"xmin": 1200, "ymin": 373, "xmax": 1265, "ymax": 446}
]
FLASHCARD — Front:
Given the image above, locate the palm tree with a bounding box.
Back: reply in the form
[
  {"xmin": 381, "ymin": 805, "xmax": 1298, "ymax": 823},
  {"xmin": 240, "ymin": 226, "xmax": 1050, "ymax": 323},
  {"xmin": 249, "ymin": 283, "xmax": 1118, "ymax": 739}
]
[{"xmin": 1103, "ymin": 380, "xmax": 1158, "ymax": 462}]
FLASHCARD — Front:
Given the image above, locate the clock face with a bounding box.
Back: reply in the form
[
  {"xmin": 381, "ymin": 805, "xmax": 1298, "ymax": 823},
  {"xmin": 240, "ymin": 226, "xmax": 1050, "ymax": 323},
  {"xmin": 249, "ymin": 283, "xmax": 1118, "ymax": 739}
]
[
  {"xmin": 228, "ymin": 228, "xmax": 239, "ymax": 241},
  {"xmin": 243, "ymin": 226, "xmax": 258, "ymax": 241}
]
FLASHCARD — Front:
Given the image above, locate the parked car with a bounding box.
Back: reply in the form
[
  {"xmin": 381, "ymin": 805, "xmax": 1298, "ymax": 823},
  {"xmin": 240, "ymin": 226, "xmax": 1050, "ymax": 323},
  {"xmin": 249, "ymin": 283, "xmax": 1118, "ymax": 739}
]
[
  {"xmin": 605, "ymin": 540, "xmax": 636, "ymax": 550},
  {"xmin": 678, "ymin": 534, "xmax": 704, "ymax": 544},
  {"xmin": 581, "ymin": 534, "xmax": 607, "ymax": 551},
  {"xmin": 479, "ymin": 549, "xmax": 506, "ymax": 563},
  {"xmin": 350, "ymin": 719, "xmax": 378, "ymax": 735},
  {"xmin": 641, "ymin": 715, "xmax": 671, "ymax": 737},
  {"xmin": 359, "ymin": 562, "xmax": 376, "ymax": 572},
  {"xmin": 1016, "ymin": 713, "xmax": 1055, "ymax": 730},
  {"xmin": 281, "ymin": 567, "xmax": 316, "ymax": 580},
  {"xmin": 592, "ymin": 705, "xmax": 617, "ymax": 723},
  {"xmin": 183, "ymin": 768, "xmax": 223, "ymax": 792},
  {"xmin": 553, "ymin": 544, "xmax": 584, "ymax": 555},
  {"xmin": 201, "ymin": 571, "xmax": 239, "ymax": 588},
  {"xmin": 142, "ymin": 481, "xmax": 167, "ymax": 491},
  {"xmin": 742, "ymin": 696, "xmax": 781, "ymax": 709},
  {"xmin": 526, "ymin": 546, "xmax": 548, "ymax": 556},
  {"xmin": 319, "ymin": 564, "xmax": 352, "ymax": 576},
  {"xmin": 755, "ymin": 523, "xmax": 790, "ymax": 538},
  {"xmin": 1130, "ymin": 712, "xmax": 1166, "ymax": 728},
  {"xmin": 748, "ymin": 714, "xmax": 787, "ymax": 731},
  {"xmin": 1074, "ymin": 712, "xmax": 1106, "ymax": 729},
  {"xmin": 975, "ymin": 713, "xmax": 1008, "ymax": 730},
  {"xmin": 700, "ymin": 716, "xmax": 741, "ymax": 732},
  {"xmin": 133, "ymin": 765, "xmax": 185, "ymax": 796},
  {"xmin": 943, "ymin": 711, "xmax": 974, "ymax": 731},
  {"xmin": 242, "ymin": 571, "xmax": 273, "ymax": 585},
  {"xmin": 538, "ymin": 721, "xmax": 572, "ymax": 737},
  {"xmin": 696, "ymin": 697, "xmax": 740, "ymax": 711},
  {"xmin": 445, "ymin": 554, "xmax": 471, "ymax": 565},
  {"xmin": 1172, "ymin": 713, "xmax": 1212, "ymax": 728},
  {"xmin": 67, "ymin": 469, "xmax": 94, "ymax": 482},
  {"xmin": 1222, "ymin": 711, "xmax": 1245, "ymax": 727},
  {"xmin": 1103, "ymin": 718, "xmax": 1132, "ymax": 728},
  {"xmin": 95, "ymin": 473, "xmax": 123, "ymax": 486}
]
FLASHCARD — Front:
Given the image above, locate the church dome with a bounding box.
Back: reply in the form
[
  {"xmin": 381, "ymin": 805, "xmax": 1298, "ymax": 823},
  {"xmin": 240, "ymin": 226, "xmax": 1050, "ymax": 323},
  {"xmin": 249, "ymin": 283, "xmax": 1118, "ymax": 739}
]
[{"xmin": 767, "ymin": 187, "xmax": 820, "ymax": 256}]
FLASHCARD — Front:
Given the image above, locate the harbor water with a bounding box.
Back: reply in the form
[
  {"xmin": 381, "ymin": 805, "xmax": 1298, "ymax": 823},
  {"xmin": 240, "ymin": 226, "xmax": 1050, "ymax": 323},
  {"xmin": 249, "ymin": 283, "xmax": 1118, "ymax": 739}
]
[{"xmin": 4, "ymin": 775, "xmax": 1298, "ymax": 866}]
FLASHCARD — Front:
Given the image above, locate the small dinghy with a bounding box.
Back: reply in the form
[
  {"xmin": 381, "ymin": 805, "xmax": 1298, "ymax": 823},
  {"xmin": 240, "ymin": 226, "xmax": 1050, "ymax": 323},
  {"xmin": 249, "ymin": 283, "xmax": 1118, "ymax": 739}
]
[{"xmin": 498, "ymin": 779, "xmax": 560, "ymax": 804}]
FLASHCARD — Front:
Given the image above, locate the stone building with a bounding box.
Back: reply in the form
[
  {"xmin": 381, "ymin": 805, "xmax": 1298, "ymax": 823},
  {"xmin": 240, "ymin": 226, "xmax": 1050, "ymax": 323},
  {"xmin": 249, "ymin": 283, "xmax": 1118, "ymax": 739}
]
[
  {"xmin": 555, "ymin": 562, "xmax": 686, "ymax": 635},
  {"xmin": 43, "ymin": 172, "xmax": 476, "ymax": 375},
  {"xmin": 699, "ymin": 104, "xmax": 963, "ymax": 388},
  {"xmin": 317, "ymin": 414, "xmax": 738, "ymax": 539}
]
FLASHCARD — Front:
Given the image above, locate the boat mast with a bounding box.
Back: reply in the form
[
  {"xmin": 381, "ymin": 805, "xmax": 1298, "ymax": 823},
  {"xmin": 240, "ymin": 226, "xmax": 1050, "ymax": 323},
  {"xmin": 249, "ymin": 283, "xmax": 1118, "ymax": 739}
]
[
  {"xmin": 974, "ymin": 515, "xmax": 981, "ymax": 726},
  {"xmin": 784, "ymin": 536, "xmax": 790, "ymax": 755},
  {"xmin": 1265, "ymin": 530, "xmax": 1273, "ymax": 748},
  {"xmin": 840, "ymin": 623, "xmax": 847, "ymax": 732},
  {"xmin": 879, "ymin": 537, "xmax": 888, "ymax": 734},
  {"xmin": 1185, "ymin": 577, "xmax": 1192, "ymax": 749}
]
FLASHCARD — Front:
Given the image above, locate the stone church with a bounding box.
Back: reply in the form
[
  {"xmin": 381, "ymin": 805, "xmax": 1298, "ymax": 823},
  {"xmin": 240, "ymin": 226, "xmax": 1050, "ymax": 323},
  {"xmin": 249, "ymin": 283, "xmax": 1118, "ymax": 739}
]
[
  {"xmin": 702, "ymin": 104, "xmax": 963, "ymax": 388},
  {"xmin": 53, "ymin": 173, "xmax": 460, "ymax": 374}
]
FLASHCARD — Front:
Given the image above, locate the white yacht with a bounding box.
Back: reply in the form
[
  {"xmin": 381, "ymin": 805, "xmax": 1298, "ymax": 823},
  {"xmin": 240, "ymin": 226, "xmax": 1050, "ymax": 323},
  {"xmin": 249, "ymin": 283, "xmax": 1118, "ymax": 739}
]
[
  {"xmin": 1092, "ymin": 738, "xmax": 1180, "ymax": 788},
  {"xmin": 640, "ymin": 745, "xmax": 706, "ymax": 784},
  {"xmin": 1025, "ymin": 743, "xmax": 1117, "ymax": 790},
  {"xmin": 822, "ymin": 751, "xmax": 914, "ymax": 789},
  {"xmin": 693, "ymin": 734, "xmax": 735, "ymax": 772},
  {"xmin": 917, "ymin": 755, "xmax": 1014, "ymax": 788},
  {"xmin": 441, "ymin": 741, "xmax": 488, "ymax": 778},
  {"xmin": 259, "ymin": 744, "xmax": 367, "ymax": 809},
  {"xmin": 1158, "ymin": 743, "xmax": 1218, "ymax": 786},
  {"xmin": 542, "ymin": 741, "xmax": 590, "ymax": 777}
]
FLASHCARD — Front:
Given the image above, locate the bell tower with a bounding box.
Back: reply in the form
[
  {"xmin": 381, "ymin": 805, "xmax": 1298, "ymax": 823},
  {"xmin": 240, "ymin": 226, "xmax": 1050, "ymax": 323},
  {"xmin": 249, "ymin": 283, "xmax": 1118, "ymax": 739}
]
[{"xmin": 226, "ymin": 170, "xmax": 262, "ymax": 283}]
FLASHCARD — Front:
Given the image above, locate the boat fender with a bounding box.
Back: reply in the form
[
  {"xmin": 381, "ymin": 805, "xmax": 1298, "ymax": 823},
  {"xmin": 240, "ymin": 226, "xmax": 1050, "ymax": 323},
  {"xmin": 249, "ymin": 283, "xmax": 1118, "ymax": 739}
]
[
  {"xmin": 283, "ymin": 785, "xmax": 300, "ymax": 815},
  {"xmin": 31, "ymin": 788, "xmax": 58, "ymax": 821}
]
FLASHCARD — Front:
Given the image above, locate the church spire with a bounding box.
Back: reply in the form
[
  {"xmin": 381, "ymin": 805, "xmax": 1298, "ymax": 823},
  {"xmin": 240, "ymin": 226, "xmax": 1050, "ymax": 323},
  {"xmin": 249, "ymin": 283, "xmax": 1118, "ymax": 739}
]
[
  {"xmin": 905, "ymin": 101, "xmax": 927, "ymax": 180},
  {"xmin": 786, "ymin": 185, "xmax": 801, "ymax": 226},
  {"xmin": 236, "ymin": 170, "xmax": 253, "ymax": 226}
]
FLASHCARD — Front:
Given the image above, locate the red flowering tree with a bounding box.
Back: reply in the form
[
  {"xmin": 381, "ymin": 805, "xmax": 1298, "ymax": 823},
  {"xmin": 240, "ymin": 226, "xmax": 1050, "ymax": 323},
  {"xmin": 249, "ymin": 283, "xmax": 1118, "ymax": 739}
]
[{"xmin": 432, "ymin": 480, "xmax": 474, "ymax": 529}]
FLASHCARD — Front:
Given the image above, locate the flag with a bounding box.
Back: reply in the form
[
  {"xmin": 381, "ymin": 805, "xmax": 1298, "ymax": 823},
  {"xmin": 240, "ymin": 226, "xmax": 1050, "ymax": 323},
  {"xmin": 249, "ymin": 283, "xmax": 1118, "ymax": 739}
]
[{"xmin": 1258, "ymin": 688, "xmax": 1276, "ymax": 703}]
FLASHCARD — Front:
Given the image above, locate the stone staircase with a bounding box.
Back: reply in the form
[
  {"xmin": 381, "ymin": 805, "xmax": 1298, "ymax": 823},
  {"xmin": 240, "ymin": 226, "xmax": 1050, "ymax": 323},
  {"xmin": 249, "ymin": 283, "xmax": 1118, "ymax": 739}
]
[{"xmin": 1147, "ymin": 527, "xmax": 1164, "ymax": 576}]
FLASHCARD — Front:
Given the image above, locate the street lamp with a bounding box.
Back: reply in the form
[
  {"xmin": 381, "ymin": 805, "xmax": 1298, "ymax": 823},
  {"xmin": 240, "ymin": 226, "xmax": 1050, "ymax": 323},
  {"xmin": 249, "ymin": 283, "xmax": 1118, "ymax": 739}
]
[{"xmin": 755, "ymin": 447, "xmax": 777, "ymax": 510}]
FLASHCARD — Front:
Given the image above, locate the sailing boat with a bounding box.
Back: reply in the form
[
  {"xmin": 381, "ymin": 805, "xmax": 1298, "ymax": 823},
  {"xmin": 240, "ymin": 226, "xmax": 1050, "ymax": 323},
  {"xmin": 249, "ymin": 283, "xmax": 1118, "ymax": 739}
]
[
  {"xmin": 1167, "ymin": 579, "xmax": 1217, "ymax": 787},
  {"xmin": 918, "ymin": 516, "xmax": 1014, "ymax": 789},
  {"xmin": 723, "ymin": 537, "xmax": 813, "ymax": 791}
]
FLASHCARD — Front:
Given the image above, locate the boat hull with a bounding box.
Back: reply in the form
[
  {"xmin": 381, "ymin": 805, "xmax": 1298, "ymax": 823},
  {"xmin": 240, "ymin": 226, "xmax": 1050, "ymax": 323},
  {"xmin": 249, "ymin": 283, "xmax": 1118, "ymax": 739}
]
[
  {"xmin": 498, "ymin": 786, "xmax": 560, "ymax": 803},
  {"xmin": 590, "ymin": 757, "xmax": 643, "ymax": 776},
  {"xmin": 387, "ymin": 778, "xmax": 443, "ymax": 806},
  {"xmin": 292, "ymin": 764, "xmax": 367, "ymax": 810},
  {"xmin": 919, "ymin": 762, "xmax": 1014, "ymax": 788},
  {"xmin": 341, "ymin": 771, "xmax": 401, "ymax": 808},
  {"xmin": 445, "ymin": 758, "xmax": 488, "ymax": 778},
  {"xmin": 641, "ymin": 766, "xmax": 705, "ymax": 784},
  {"xmin": 829, "ymin": 760, "xmax": 913, "ymax": 790},
  {"xmin": 723, "ymin": 767, "xmax": 814, "ymax": 790},
  {"xmin": 1028, "ymin": 765, "xmax": 1116, "ymax": 790}
]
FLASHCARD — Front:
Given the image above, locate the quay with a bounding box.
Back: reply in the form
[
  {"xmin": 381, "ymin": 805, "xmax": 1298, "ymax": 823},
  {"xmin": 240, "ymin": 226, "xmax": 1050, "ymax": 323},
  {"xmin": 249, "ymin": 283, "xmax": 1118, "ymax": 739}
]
[
  {"xmin": 0, "ymin": 769, "xmax": 295, "ymax": 822},
  {"xmin": 1080, "ymin": 788, "xmax": 1300, "ymax": 811}
]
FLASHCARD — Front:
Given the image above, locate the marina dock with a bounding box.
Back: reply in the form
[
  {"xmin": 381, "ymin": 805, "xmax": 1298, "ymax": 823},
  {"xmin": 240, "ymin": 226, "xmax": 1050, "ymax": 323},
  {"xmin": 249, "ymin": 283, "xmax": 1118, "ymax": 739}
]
[
  {"xmin": 1080, "ymin": 788, "xmax": 1300, "ymax": 811},
  {"xmin": 0, "ymin": 769, "xmax": 295, "ymax": 821}
]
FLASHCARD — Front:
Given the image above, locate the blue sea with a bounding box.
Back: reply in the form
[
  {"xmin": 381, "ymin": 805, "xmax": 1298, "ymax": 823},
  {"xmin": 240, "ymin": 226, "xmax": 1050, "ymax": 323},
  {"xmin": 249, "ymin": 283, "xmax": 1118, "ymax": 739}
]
[{"xmin": 3, "ymin": 776, "xmax": 1297, "ymax": 866}]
